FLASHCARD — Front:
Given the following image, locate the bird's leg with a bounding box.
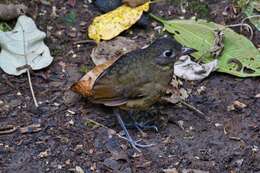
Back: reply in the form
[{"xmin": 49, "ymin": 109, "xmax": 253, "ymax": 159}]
[
  {"xmin": 132, "ymin": 115, "xmax": 159, "ymax": 132},
  {"xmin": 124, "ymin": 110, "xmax": 158, "ymax": 133},
  {"xmin": 114, "ymin": 109, "xmax": 155, "ymax": 152}
]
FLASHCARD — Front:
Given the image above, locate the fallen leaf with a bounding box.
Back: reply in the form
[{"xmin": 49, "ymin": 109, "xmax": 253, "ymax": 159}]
[
  {"xmin": 150, "ymin": 14, "xmax": 260, "ymax": 77},
  {"xmin": 0, "ymin": 15, "xmax": 53, "ymax": 76},
  {"xmin": 162, "ymin": 76, "xmax": 189, "ymax": 104},
  {"xmin": 227, "ymin": 100, "xmax": 247, "ymax": 111},
  {"xmin": 71, "ymin": 61, "xmax": 114, "ymax": 97},
  {"xmin": 38, "ymin": 149, "xmax": 49, "ymax": 158},
  {"xmin": 243, "ymin": 1, "xmax": 260, "ymax": 31},
  {"xmin": 64, "ymin": 11, "xmax": 77, "ymax": 25},
  {"xmin": 88, "ymin": 2, "xmax": 149, "ymax": 42},
  {"xmin": 91, "ymin": 36, "xmax": 140, "ymax": 65},
  {"xmin": 0, "ymin": 22, "xmax": 11, "ymax": 32},
  {"xmin": 174, "ymin": 55, "xmax": 218, "ymax": 80},
  {"xmin": 163, "ymin": 168, "xmax": 178, "ymax": 173}
]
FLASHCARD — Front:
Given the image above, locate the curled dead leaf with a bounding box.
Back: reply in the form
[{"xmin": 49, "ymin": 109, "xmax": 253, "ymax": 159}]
[
  {"xmin": 162, "ymin": 76, "xmax": 189, "ymax": 104},
  {"xmin": 91, "ymin": 36, "xmax": 140, "ymax": 65},
  {"xmin": 227, "ymin": 100, "xmax": 247, "ymax": 111},
  {"xmin": 71, "ymin": 61, "xmax": 114, "ymax": 97}
]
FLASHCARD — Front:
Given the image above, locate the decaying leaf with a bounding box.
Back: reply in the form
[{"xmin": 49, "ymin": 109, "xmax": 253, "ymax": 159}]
[
  {"xmin": 227, "ymin": 100, "xmax": 247, "ymax": 111},
  {"xmin": 91, "ymin": 36, "xmax": 140, "ymax": 65},
  {"xmin": 150, "ymin": 14, "xmax": 260, "ymax": 77},
  {"xmin": 163, "ymin": 76, "xmax": 189, "ymax": 104},
  {"xmin": 88, "ymin": 2, "xmax": 149, "ymax": 42},
  {"xmin": 174, "ymin": 55, "xmax": 218, "ymax": 80},
  {"xmin": 123, "ymin": 0, "xmax": 150, "ymax": 7},
  {"xmin": 210, "ymin": 29, "xmax": 224, "ymax": 57},
  {"xmin": 71, "ymin": 61, "xmax": 114, "ymax": 97},
  {"xmin": 0, "ymin": 15, "xmax": 53, "ymax": 76}
]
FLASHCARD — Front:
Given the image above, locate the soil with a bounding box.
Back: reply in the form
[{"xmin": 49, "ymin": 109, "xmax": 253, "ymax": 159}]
[{"xmin": 0, "ymin": 0, "xmax": 260, "ymax": 173}]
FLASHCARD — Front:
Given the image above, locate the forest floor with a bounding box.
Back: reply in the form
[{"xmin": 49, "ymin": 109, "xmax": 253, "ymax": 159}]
[{"xmin": 0, "ymin": 0, "xmax": 260, "ymax": 173}]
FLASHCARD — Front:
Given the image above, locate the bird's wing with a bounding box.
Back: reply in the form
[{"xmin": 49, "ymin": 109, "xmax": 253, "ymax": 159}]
[
  {"xmin": 90, "ymin": 78, "xmax": 129, "ymax": 106},
  {"xmin": 90, "ymin": 50, "xmax": 163, "ymax": 107},
  {"xmin": 90, "ymin": 64, "xmax": 150, "ymax": 107}
]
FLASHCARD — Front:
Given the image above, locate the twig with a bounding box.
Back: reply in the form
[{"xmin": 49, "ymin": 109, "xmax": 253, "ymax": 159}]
[
  {"xmin": 180, "ymin": 100, "xmax": 205, "ymax": 119},
  {"xmin": 241, "ymin": 14, "xmax": 260, "ymax": 26},
  {"xmin": 0, "ymin": 125, "xmax": 17, "ymax": 135},
  {"xmin": 27, "ymin": 69, "xmax": 39, "ymax": 107},
  {"xmin": 225, "ymin": 22, "xmax": 254, "ymax": 40},
  {"xmin": 73, "ymin": 39, "xmax": 97, "ymax": 45},
  {"xmin": 85, "ymin": 117, "xmax": 110, "ymax": 129}
]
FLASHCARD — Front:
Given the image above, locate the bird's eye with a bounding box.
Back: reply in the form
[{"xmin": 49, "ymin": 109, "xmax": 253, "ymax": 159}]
[{"xmin": 163, "ymin": 50, "xmax": 173, "ymax": 57}]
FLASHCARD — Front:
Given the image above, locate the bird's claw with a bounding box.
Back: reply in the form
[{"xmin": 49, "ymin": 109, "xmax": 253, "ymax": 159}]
[
  {"xmin": 119, "ymin": 135, "xmax": 155, "ymax": 152},
  {"xmin": 115, "ymin": 110, "xmax": 156, "ymax": 152}
]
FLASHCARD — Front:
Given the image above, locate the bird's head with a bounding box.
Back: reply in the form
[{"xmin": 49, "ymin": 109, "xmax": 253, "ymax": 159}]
[{"xmin": 148, "ymin": 37, "xmax": 197, "ymax": 66}]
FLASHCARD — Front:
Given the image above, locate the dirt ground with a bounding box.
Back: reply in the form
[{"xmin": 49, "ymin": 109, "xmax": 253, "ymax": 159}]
[{"xmin": 0, "ymin": 0, "xmax": 260, "ymax": 173}]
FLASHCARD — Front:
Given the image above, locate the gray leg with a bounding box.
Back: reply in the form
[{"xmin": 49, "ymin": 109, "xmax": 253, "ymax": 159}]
[{"xmin": 115, "ymin": 110, "xmax": 155, "ymax": 152}]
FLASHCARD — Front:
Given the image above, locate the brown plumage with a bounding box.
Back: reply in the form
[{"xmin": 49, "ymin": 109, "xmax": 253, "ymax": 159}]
[
  {"xmin": 89, "ymin": 37, "xmax": 195, "ymax": 110},
  {"xmin": 84, "ymin": 37, "xmax": 196, "ymax": 151}
]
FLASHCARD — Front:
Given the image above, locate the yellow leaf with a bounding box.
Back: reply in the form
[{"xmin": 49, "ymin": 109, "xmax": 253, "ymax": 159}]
[{"xmin": 88, "ymin": 2, "xmax": 149, "ymax": 42}]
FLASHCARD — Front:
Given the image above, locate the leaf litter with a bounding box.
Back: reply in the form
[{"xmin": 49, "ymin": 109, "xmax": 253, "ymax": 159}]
[
  {"xmin": 0, "ymin": 15, "xmax": 53, "ymax": 107},
  {"xmin": 150, "ymin": 14, "xmax": 260, "ymax": 77},
  {"xmin": 1, "ymin": 1, "xmax": 260, "ymax": 172}
]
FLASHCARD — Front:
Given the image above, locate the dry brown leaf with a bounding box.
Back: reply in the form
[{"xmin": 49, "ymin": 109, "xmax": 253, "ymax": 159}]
[
  {"xmin": 71, "ymin": 61, "xmax": 114, "ymax": 97},
  {"xmin": 162, "ymin": 76, "xmax": 189, "ymax": 104},
  {"xmin": 123, "ymin": 0, "xmax": 150, "ymax": 7},
  {"xmin": 91, "ymin": 36, "xmax": 140, "ymax": 65},
  {"xmin": 227, "ymin": 100, "xmax": 247, "ymax": 111}
]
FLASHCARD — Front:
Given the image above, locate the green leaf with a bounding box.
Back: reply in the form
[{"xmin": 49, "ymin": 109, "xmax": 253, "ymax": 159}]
[
  {"xmin": 243, "ymin": 1, "xmax": 260, "ymax": 31},
  {"xmin": 64, "ymin": 10, "xmax": 77, "ymax": 25},
  {"xmin": 150, "ymin": 14, "xmax": 260, "ymax": 77},
  {"xmin": 0, "ymin": 22, "xmax": 11, "ymax": 32}
]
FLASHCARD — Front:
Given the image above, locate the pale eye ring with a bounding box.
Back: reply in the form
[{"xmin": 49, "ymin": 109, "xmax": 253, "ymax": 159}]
[{"xmin": 163, "ymin": 50, "xmax": 173, "ymax": 57}]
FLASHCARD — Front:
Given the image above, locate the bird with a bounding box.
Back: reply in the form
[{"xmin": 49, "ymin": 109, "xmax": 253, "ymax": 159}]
[{"xmin": 89, "ymin": 37, "xmax": 196, "ymax": 151}]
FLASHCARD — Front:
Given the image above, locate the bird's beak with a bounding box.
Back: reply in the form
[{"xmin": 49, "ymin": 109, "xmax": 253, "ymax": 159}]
[{"xmin": 181, "ymin": 47, "xmax": 197, "ymax": 55}]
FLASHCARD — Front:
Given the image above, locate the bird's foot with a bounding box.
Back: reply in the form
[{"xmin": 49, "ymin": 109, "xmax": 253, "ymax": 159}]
[
  {"xmin": 115, "ymin": 110, "xmax": 155, "ymax": 152},
  {"xmin": 118, "ymin": 135, "xmax": 155, "ymax": 152}
]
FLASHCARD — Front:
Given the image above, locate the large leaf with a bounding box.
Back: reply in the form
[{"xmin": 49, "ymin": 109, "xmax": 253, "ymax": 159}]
[
  {"xmin": 88, "ymin": 2, "xmax": 149, "ymax": 42},
  {"xmin": 0, "ymin": 15, "xmax": 53, "ymax": 76},
  {"xmin": 150, "ymin": 14, "xmax": 260, "ymax": 77},
  {"xmin": 243, "ymin": 0, "xmax": 260, "ymax": 31}
]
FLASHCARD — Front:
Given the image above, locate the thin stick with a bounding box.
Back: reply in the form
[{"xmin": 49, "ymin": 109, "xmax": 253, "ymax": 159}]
[
  {"xmin": 85, "ymin": 117, "xmax": 109, "ymax": 129},
  {"xmin": 241, "ymin": 15, "xmax": 260, "ymax": 25},
  {"xmin": 73, "ymin": 39, "xmax": 97, "ymax": 45},
  {"xmin": 27, "ymin": 69, "xmax": 38, "ymax": 107},
  {"xmin": 225, "ymin": 23, "xmax": 254, "ymax": 40},
  {"xmin": 180, "ymin": 100, "xmax": 205, "ymax": 119}
]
